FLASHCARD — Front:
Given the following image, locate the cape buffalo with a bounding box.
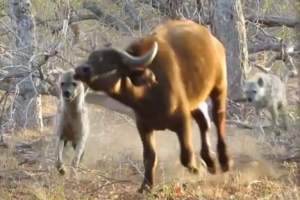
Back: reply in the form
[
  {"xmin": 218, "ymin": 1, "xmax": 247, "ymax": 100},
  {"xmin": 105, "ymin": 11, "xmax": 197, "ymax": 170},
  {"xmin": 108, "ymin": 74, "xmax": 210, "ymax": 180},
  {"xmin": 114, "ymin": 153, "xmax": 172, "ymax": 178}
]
[{"xmin": 74, "ymin": 19, "xmax": 232, "ymax": 193}]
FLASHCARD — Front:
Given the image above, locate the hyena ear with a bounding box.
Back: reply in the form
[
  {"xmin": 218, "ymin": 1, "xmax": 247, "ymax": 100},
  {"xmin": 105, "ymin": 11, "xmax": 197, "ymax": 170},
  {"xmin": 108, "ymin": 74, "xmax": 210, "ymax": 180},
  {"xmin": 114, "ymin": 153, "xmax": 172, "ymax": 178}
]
[{"xmin": 257, "ymin": 77, "xmax": 264, "ymax": 87}]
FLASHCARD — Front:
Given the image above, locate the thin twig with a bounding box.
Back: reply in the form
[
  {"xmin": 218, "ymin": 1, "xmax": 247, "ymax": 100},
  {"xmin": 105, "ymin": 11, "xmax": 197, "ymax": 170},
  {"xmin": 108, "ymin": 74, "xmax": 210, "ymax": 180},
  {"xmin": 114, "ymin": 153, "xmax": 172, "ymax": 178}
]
[{"xmin": 85, "ymin": 179, "xmax": 132, "ymax": 194}]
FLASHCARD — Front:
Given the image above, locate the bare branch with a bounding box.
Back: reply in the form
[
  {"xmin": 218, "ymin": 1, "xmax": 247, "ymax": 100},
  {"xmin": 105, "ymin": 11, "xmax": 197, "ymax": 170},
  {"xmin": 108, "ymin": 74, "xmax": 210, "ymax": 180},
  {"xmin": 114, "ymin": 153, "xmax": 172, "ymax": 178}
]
[
  {"xmin": 245, "ymin": 15, "xmax": 299, "ymax": 28},
  {"xmin": 138, "ymin": 0, "xmax": 210, "ymax": 25},
  {"xmin": 84, "ymin": 92, "xmax": 135, "ymax": 120},
  {"xmin": 82, "ymin": 2, "xmax": 133, "ymax": 36},
  {"xmin": 0, "ymin": 50, "xmax": 58, "ymax": 95},
  {"xmin": 38, "ymin": 0, "xmax": 278, "ymax": 37},
  {"xmin": 248, "ymin": 41, "xmax": 282, "ymax": 54},
  {"xmin": 35, "ymin": 14, "xmax": 99, "ymax": 31},
  {"xmin": 109, "ymin": 0, "xmax": 143, "ymax": 30},
  {"xmin": 35, "ymin": 12, "xmax": 99, "ymax": 39},
  {"xmin": 250, "ymin": 63, "xmax": 271, "ymax": 73},
  {"xmin": 249, "ymin": 43, "xmax": 298, "ymax": 76},
  {"xmin": 138, "ymin": 0, "xmax": 169, "ymax": 16}
]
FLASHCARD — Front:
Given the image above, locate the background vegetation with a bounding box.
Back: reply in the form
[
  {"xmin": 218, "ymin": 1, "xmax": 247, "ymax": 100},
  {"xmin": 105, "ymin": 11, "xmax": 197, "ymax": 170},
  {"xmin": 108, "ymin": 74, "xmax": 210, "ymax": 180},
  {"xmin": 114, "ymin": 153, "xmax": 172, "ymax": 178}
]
[{"xmin": 0, "ymin": 0, "xmax": 299, "ymax": 199}]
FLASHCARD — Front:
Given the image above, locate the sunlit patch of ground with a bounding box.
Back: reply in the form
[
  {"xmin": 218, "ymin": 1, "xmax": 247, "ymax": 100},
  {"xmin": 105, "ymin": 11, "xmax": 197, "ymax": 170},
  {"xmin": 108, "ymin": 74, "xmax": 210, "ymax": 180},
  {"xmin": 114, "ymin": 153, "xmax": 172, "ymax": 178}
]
[{"xmin": 0, "ymin": 97, "xmax": 299, "ymax": 199}]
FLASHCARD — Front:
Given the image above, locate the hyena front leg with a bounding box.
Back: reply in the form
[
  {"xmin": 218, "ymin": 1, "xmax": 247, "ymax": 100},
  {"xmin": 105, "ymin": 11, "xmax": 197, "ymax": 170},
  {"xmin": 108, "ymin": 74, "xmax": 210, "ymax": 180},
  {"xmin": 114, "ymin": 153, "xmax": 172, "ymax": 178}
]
[
  {"xmin": 270, "ymin": 105, "xmax": 281, "ymax": 135},
  {"xmin": 254, "ymin": 107, "xmax": 265, "ymax": 134},
  {"xmin": 55, "ymin": 138, "xmax": 67, "ymax": 175}
]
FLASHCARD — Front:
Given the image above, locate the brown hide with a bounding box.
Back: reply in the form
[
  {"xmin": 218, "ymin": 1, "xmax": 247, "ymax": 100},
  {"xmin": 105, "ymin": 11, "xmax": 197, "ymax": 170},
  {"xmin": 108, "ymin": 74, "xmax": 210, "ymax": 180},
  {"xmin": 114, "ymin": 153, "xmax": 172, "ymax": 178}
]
[
  {"xmin": 125, "ymin": 19, "xmax": 227, "ymax": 111},
  {"xmin": 75, "ymin": 20, "xmax": 226, "ymax": 126},
  {"xmin": 74, "ymin": 19, "xmax": 231, "ymax": 193}
]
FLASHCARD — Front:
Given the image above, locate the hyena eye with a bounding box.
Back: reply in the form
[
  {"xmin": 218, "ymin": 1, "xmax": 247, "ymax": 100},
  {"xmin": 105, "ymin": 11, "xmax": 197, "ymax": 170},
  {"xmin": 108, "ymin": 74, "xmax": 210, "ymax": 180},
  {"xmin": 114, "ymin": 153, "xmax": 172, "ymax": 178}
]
[
  {"xmin": 72, "ymin": 82, "xmax": 77, "ymax": 87},
  {"xmin": 60, "ymin": 82, "xmax": 65, "ymax": 87},
  {"xmin": 253, "ymin": 91, "xmax": 257, "ymax": 93}
]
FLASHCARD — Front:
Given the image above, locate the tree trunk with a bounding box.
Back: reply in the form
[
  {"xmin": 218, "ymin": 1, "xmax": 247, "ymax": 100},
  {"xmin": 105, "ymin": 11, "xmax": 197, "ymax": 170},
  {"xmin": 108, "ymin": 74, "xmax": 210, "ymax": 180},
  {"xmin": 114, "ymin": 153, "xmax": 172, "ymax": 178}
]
[
  {"xmin": 8, "ymin": 0, "xmax": 43, "ymax": 131},
  {"xmin": 209, "ymin": 0, "xmax": 249, "ymax": 100}
]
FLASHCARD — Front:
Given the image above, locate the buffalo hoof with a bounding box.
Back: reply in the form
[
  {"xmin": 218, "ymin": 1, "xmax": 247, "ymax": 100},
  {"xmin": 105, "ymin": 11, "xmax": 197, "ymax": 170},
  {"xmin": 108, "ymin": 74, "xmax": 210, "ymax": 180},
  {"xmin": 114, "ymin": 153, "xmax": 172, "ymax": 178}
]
[
  {"xmin": 200, "ymin": 151, "xmax": 217, "ymax": 175},
  {"xmin": 207, "ymin": 166, "xmax": 217, "ymax": 174},
  {"xmin": 219, "ymin": 155, "xmax": 233, "ymax": 173},
  {"xmin": 137, "ymin": 184, "xmax": 152, "ymax": 194},
  {"xmin": 187, "ymin": 166, "xmax": 199, "ymax": 174},
  {"xmin": 137, "ymin": 188, "xmax": 144, "ymax": 194}
]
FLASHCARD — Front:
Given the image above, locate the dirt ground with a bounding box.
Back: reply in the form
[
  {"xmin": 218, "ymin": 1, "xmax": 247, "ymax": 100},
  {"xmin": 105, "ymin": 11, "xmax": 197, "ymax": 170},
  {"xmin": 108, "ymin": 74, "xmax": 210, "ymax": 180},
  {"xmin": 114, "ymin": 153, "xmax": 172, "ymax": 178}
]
[
  {"xmin": 0, "ymin": 108, "xmax": 299, "ymax": 199},
  {"xmin": 0, "ymin": 87, "xmax": 299, "ymax": 199}
]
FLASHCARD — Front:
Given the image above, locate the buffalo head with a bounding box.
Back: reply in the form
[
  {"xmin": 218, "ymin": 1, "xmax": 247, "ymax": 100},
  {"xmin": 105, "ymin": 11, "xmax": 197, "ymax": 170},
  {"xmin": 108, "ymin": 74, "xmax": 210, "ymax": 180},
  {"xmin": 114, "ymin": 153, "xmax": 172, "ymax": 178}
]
[{"xmin": 73, "ymin": 41, "xmax": 158, "ymax": 92}]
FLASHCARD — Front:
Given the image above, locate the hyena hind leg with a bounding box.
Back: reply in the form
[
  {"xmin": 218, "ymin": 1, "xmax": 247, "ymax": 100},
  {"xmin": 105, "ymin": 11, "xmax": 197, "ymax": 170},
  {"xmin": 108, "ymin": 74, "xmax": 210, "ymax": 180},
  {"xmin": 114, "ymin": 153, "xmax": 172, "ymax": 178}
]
[
  {"xmin": 270, "ymin": 105, "xmax": 279, "ymax": 127},
  {"xmin": 70, "ymin": 140, "xmax": 86, "ymax": 179},
  {"xmin": 270, "ymin": 105, "xmax": 283, "ymax": 136},
  {"xmin": 72, "ymin": 142, "xmax": 85, "ymax": 162},
  {"xmin": 63, "ymin": 140, "xmax": 72, "ymax": 159},
  {"xmin": 278, "ymin": 102, "xmax": 288, "ymax": 131}
]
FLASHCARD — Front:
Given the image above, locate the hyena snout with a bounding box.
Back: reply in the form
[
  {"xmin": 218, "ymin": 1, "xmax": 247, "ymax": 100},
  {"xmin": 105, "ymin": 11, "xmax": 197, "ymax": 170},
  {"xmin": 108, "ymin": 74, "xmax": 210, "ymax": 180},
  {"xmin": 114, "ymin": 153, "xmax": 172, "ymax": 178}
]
[
  {"xmin": 247, "ymin": 97, "xmax": 253, "ymax": 102},
  {"xmin": 62, "ymin": 90, "xmax": 73, "ymax": 100}
]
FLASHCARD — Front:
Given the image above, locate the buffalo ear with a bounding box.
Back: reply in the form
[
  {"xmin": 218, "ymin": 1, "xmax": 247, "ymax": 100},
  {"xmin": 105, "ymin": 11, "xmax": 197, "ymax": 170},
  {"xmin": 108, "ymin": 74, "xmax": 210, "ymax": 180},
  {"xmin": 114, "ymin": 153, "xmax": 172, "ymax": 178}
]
[{"xmin": 129, "ymin": 68, "xmax": 157, "ymax": 87}]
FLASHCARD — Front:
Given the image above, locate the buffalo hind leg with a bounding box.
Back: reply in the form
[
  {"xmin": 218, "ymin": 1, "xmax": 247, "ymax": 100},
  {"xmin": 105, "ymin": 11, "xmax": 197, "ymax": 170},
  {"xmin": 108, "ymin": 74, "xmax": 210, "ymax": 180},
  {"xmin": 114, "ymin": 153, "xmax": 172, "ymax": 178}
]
[
  {"xmin": 171, "ymin": 114, "xmax": 199, "ymax": 174},
  {"xmin": 210, "ymin": 87, "xmax": 233, "ymax": 173},
  {"xmin": 136, "ymin": 122, "xmax": 157, "ymax": 194},
  {"xmin": 191, "ymin": 102, "xmax": 217, "ymax": 174}
]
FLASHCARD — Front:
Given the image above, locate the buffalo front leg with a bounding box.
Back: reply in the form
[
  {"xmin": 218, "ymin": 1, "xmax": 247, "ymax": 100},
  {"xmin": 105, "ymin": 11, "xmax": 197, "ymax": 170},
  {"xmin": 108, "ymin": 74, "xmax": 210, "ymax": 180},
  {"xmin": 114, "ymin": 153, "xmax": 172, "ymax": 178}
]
[
  {"xmin": 210, "ymin": 87, "xmax": 233, "ymax": 173},
  {"xmin": 136, "ymin": 122, "xmax": 157, "ymax": 194},
  {"xmin": 171, "ymin": 114, "xmax": 199, "ymax": 174},
  {"xmin": 192, "ymin": 102, "xmax": 217, "ymax": 174},
  {"xmin": 55, "ymin": 138, "xmax": 67, "ymax": 175}
]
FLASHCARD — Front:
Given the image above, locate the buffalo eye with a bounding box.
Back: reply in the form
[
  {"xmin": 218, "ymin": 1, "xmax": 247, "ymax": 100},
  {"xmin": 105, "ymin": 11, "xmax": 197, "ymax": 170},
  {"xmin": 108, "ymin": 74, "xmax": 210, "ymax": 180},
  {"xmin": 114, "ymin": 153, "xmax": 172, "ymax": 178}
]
[{"xmin": 82, "ymin": 66, "xmax": 90, "ymax": 74}]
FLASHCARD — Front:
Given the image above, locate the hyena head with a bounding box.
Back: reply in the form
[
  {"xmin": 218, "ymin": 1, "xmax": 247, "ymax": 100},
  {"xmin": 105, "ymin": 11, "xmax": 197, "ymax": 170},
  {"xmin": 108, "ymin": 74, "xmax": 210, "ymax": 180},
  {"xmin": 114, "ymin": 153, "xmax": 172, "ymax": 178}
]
[
  {"xmin": 243, "ymin": 77, "xmax": 265, "ymax": 103},
  {"xmin": 59, "ymin": 70, "xmax": 85, "ymax": 102}
]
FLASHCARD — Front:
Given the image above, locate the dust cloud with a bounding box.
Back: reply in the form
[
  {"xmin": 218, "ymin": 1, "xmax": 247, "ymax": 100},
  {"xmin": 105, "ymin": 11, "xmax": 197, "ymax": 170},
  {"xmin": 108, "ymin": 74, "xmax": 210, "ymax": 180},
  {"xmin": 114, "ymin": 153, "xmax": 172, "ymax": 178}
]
[{"xmin": 74, "ymin": 108, "xmax": 283, "ymax": 186}]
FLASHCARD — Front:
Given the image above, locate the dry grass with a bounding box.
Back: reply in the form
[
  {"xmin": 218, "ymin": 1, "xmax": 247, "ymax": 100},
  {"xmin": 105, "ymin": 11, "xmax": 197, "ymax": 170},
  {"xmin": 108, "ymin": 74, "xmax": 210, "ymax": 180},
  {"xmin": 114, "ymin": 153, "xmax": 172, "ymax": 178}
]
[
  {"xmin": 0, "ymin": 76, "xmax": 300, "ymax": 200},
  {"xmin": 0, "ymin": 1, "xmax": 299, "ymax": 199}
]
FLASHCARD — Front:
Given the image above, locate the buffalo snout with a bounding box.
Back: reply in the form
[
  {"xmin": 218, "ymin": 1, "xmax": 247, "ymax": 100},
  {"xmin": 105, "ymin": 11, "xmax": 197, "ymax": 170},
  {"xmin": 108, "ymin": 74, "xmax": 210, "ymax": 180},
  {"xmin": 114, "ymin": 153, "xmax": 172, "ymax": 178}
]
[{"xmin": 74, "ymin": 64, "xmax": 91, "ymax": 81}]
